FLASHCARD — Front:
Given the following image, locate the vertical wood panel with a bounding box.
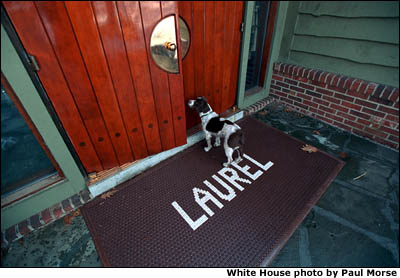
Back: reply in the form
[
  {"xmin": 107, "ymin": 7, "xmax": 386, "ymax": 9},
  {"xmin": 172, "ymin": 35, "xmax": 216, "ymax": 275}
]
[
  {"xmin": 64, "ymin": 1, "xmax": 133, "ymax": 165},
  {"xmin": 204, "ymin": 1, "xmax": 216, "ymax": 109},
  {"xmin": 213, "ymin": 1, "xmax": 226, "ymax": 114},
  {"xmin": 3, "ymin": 1, "xmax": 103, "ymax": 173},
  {"xmin": 35, "ymin": 1, "xmax": 119, "ymax": 169},
  {"xmin": 117, "ymin": 1, "xmax": 163, "ymax": 155},
  {"xmin": 221, "ymin": 1, "xmax": 237, "ymax": 112},
  {"xmin": 228, "ymin": 1, "xmax": 244, "ymax": 106},
  {"xmin": 192, "ymin": 2, "xmax": 206, "ymax": 103},
  {"xmin": 179, "ymin": 1, "xmax": 197, "ymax": 129},
  {"xmin": 161, "ymin": 2, "xmax": 187, "ymax": 147},
  {"xmin": 92, "ymin": 1, "xmax": 148, "ymax": 160},
  {"xmin": 140, "ymin": 1, "xmax": 176, "ymax": 151}
]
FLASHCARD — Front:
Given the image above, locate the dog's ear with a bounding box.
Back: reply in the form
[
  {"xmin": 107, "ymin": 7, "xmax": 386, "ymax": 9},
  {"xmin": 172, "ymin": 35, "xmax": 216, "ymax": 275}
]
[{"xmin": 202, "ymin": 96, "xmax": 207, "ymax": 102}]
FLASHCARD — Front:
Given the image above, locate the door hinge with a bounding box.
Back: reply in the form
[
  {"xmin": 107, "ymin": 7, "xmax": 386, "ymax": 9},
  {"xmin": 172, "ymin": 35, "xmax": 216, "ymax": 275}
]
[
  {"xmin": 27, "ymin": 54, "xmax": 40, "ymax": 72},
  {"xmin": 240, "ymin": 22, "xmax": 244, "ymax": 32}
]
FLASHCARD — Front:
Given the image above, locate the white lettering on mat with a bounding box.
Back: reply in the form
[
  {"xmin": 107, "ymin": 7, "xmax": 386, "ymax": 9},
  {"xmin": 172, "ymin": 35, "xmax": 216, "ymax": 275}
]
[{"xmin": 171, "ymin": 153, "xmax": 274, "ymax": 230}]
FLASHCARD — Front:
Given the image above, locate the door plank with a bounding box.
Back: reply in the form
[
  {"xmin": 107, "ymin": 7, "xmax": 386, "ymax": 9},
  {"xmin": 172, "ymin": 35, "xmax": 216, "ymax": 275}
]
[
  {"xmin": 35, "ymin": 1, "xmax": 119, "ymax": 169},
  {"xmin": 161, "ymin": 2, "xmax": 187, "ymax": 147},
  {"xmin": 192, "ymin": 2, "xmax": 206, "ymax": 103},
  {"xmin": 64, "ymin": 1, "xmax": 133, "ymax": 165},
  {"xmin": 179, "ymin": 1, "xmax": 197, "ymax": 129},
  {"xmin": 221, "ymin": 1, "xmax": 237, "ymax": 112},
  {"xmin": 3, "ymin": 1, "xmax": 103, "ymax": 173},
  {"xmin": 228, "ymin": 1, "xmax": 244, "ymax": 107},
  {"xmin": 204, "ymin": 2, "xmax": 216, "ymax": 111},
  {"xmin": 117, "ymin": 1, "xmax": 163, "ymax": 155},
  {"xmin": 140, "ymin": 1, "xmax": 176, "ymax": 151},
  {"xmin": 92, "ymin": 1, "xmax": 148, "ymax": 160},
  {"xmin": 213, "ymin": 1, "xmax": 226, "ymax": 114}
]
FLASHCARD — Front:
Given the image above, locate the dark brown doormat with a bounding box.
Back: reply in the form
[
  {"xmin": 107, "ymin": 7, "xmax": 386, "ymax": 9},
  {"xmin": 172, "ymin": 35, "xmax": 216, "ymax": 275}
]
[{"xmin": 81, "ymin": 116, "xmax": 344, "ymax": 267}]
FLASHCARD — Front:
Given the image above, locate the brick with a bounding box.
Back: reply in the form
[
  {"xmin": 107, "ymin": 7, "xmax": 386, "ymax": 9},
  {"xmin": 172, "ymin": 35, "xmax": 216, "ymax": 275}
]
[
  {"xmin": 299, "ymin": 82, "xmax": 315, "ymax": 91},
  {"xmin": 325, "ymin": 73, "xmax": 334, "ymax": 85},
  {"xmin": 62, "ymin": 199, "xmax": 74, "ymax": 213},
  {"xmin": 369, "ymin": 95, "xmax": 393, "ymax": 106},
  {"xmin": 353, "ymin": 129, "xmax": 375, "ymax": 140},
  {"xmin": 296, "ymin": 92, "xmax": 312, "ymax": 101},
  {"xmin": 310, "ymin": 107, "xmax": 325, "ymax": 116},
  {"xmin": 344, "ymin": 120, "xmax": 363, "ymax": 130},
  {"xmin": 330, "ymin": 103, "xmax": 349, "ymax": 113},
  {"xmin": 337, "ymin": 111, "xmax": 356, "ymax": 121},
  {"xmin": 389, "ymin": 88, "xmax": 399, "ymax": 102},
  {"xmin": 274, "ymin": 91, "xmax": 288, "ymax": 98},
  {"xmin": 80, "ymin": 190, "xmax": 92, "ymax": 203},
  {"xmin": 388, "ymin": 135, "xmax": 399, "ymax": 143},
  {"xmin": 361, "ymin": 107, "xmax": 386, "ymax": 118},
  {"xmin": 319, "ymin": 105, "xmax": 335, "ymax": 114},
  {"xmin": 304, "ymin": 90, "xmax": 321, "ymax": 98},
  {"xmin": 282, "ymin": 87, "xmax": 290, "ymax": 93},
  {"xmin": 285, "ymin": 78, "xmax": 298, "ymax": 86},
  {"xmin": 350, "ymin": 79, "xmax": 362, "ymax": 92},
  {"xmin": 6, "ymin": 226, "xmax": 18, "ymax": 242},
  {"xmin": 326, "ymin": 113, "xmax": 344, "ymax": 123},
  {"xmin": 328, "ymin": 85, "xmax": 346, "ymax": 93},
  {"xmin": 288, "ymin": 95, "xmax": 302, "ymax": 103},
  {"xmin": 357, "ymin": 118, "xmax": 370, "ymax": 126},
  {"xmin": 281, "ymin": 97, "xmax": 294, "ymax": 105},
  {"xmin": 372, "ymin": 84, "xmax": 385, "ymax": 98},
  {"xmin": 290, "ymin": 85, "xmax": 305, "ymax": 93},
  {"xmin": 330, "ymin": 75, "xmax": 340, "ymax": 86},
  {"xmin": 338, "ymin": 76, "xmax": 347, "ymax": 88},
  {"xmin": 272, "ymin": 74, "xmax": 283, "ymax": 82},
  {"xmin": 380, "ymin": 126, "xmax": 399, "ymax": 136},
  {"xmin": 375, "ymin": 137, "xmax": 398, "ymax": 149},
  {"xmin": 365, "ymin": 127, "xmax": 388, "ymax": 138},
  {"xmin": 322, "ymin": 95, "xmax": 340, "ymax": 104},
  {"xmin": 344, "ymin": 78, "xmax": 355, "ymax": 89},
  {"xmin": 29, "ymin": 214, "xmax": 42, "ymax": 229},
  {"xmin": 357, "ymin": 81, "xmax": 368, "ymax": 95},
  {"xmin": 271, "ymin": 85, "xmax": 281, "ymax": 91},
  {"xmin": 314, "ymin": 98, "xmax": 330, "ymax": 107},
  {"xmin": 303, "ymin": 99, "xmax": 318, "ymax": 108},
  {"xmin": 293, "ymin": 101, "xmax": 308, "ymax": 110},
  {"xmin": 333, "ymin": 121, "xmax": 352, "ymax": 132},
  {"xmin": 319, "ymin": 72, "xmax": 328, "ymax": 83},
  {"xmin": 350, "ymin": 110, "xmax": 370, "ymax": 120},
  {"xmin": 276, "ymin": 81, "xmax": 289, "ymax": 88},
  {"xmin": 385, "ymin": 114, "xmax": 399, "ymax": 123},
  {"xmin": 355, "ymin": 99, "xmax": 377, "ymax": 109},
  {"xmin": 365, "ymin": 83, "xmax": 378, "ymax": 97},
  {"xmin": 341, "ymin": 101, "xmax": 362, "ymax": 111},
  {"xmin": 52, "ymin": 204, "xmax": 64, "ymax": 219},
  {"xmin": 18, "ymin": 220, "xmax": 30, "ymax": 236},
  {"xmin": 334, "ymin": 93, "xmax": 354, "ymax": 103},
  {"xmin": 378, "ymin": 105, "xmax": 399, "ymax": 116},
  {"xmin": 40, "ymin": 208, "xmax": 53, "ymax": 224},
  {"xmin": 381, "ymin": 86, "xmax": 393, "ymax": 100},
  {"xmin": 314, "ymin": 71, "xmax": 323, "ymax": 81}
]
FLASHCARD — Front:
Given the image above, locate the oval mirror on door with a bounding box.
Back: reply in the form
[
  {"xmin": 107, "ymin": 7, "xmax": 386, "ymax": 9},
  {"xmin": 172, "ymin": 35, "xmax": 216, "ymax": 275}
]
[{"xmin": 150, "ymin": 15, "xmax": 190, "ymax": 73}]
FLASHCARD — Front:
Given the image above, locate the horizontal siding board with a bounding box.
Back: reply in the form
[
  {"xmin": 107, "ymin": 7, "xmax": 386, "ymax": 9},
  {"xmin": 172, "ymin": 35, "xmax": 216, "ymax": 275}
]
[
  {"xmin": 295, "ymin": 14, "xmax": 399, "ymax": 44},
  {"xmin": 291, "ymin": 35, "xmax": 398, "ymax": 67},
  {"xmin": 289, "ymin": 51, "xmax": 399, "ymax": 87},
  {"xmin": 299, "ymin": 1, "xmax": 399, "ymax": 18}
]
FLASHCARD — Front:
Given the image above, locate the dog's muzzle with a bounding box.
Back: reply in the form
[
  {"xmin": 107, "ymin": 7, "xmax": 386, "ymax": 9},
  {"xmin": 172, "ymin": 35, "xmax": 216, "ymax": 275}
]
[{"xmin": 188, "ymin": 100, "xmax": 194, "ymax": 107}]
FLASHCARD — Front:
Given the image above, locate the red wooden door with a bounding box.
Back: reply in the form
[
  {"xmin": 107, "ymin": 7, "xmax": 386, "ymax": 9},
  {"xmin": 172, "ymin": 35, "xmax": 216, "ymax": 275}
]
[
  {"xmin": 4, "ymin": 1, "xmax": 187, "ymax": 174},
  {"xmin": 179, "ymin": 1, "xmax": 244, "ymax": 129}
]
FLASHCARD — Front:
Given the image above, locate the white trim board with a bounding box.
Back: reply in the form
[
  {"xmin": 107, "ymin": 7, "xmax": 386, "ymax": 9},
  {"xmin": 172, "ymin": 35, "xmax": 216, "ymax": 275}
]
[{"xmin": 88, "ymin": 111, "xmax": 244, "ymax": 198}]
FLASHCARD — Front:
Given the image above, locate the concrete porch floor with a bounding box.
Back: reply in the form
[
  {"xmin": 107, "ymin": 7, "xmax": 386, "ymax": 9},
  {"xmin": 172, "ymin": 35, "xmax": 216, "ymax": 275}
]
[{"xmin": 1, "ymin": 102, "xmax": 399, "ymax": 267}]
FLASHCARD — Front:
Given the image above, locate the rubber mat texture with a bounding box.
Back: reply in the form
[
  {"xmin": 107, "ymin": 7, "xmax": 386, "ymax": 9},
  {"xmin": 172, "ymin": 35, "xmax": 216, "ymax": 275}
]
[{"xmin": 81, "ymin": 117, "xmax": 344, "ymax": 267}]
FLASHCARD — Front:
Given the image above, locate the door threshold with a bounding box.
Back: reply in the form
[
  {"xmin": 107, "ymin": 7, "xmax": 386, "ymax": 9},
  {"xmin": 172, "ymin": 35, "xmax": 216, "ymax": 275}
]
[{"xmin": 88, "ymin": 110, "xmax": 244, "ymax": 198}]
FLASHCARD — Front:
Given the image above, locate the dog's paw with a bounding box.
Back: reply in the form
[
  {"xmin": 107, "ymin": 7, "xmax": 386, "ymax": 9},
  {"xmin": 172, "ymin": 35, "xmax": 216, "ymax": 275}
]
[
  {"xmin": 222, "ymin": 162, "xmax": 231, "ymax": 168},
  {"xmin": 204, "ymin": 146, "xmax": 212, "ymax": 152},
  {"xmin": 235, "ymin": 157, "xmax": 243, "ymax": 164},
  {"xmin": 214, "ymin": 142, "xmax": 221, "ymax": 147}
]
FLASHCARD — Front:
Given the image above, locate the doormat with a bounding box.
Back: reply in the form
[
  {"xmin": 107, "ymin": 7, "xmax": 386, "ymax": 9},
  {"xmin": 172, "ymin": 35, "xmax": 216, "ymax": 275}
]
[{"xmin": 81, "ymin": 116, "xmax": 344, "ymax": 267}]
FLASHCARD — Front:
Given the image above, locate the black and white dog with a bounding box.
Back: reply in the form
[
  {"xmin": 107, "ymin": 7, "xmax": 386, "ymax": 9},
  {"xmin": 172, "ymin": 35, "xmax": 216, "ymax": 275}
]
[{"xmin": 188, "ymin": 97, "xmax": 244, "ymax": 167}]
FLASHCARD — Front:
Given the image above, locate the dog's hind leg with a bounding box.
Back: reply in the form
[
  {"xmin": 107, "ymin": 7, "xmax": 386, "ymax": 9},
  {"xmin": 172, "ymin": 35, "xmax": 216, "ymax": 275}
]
[
  {"xmin": 214, "ymin": 133, "xmax": 221, "ymax": 147},
  {"xmin": 223, "ymin": 145, "xmax": 234, "ymax": 168}
]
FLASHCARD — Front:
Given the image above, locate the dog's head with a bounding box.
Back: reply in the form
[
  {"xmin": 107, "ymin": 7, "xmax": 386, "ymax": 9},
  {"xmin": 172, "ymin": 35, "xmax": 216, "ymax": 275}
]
[{"xmin": 187, "ymin": 96, "xmax": 211, "ymax": 114}]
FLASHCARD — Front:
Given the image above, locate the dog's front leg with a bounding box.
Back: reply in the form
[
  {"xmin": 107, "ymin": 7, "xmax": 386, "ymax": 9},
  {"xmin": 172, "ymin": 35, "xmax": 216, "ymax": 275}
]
[{"xmin": 204, "ymin": 132, "xmax": 212, "ymax": 152}]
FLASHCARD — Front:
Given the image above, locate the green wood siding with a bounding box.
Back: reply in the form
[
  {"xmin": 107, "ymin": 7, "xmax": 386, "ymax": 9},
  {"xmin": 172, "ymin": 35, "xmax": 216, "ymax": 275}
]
[{"xmin": 280, "ymin": 1, "xmax": 399, "ymax": 87}]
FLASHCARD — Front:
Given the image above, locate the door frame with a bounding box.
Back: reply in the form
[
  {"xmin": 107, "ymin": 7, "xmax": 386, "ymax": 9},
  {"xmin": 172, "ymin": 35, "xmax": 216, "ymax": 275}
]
[
  {"xmin": 236, "ymin": 1, "xmax": 289, "ymax": 109},
  {"xmin": 1, "ymin": 17, "xmax": 87, "ymax": 230}
]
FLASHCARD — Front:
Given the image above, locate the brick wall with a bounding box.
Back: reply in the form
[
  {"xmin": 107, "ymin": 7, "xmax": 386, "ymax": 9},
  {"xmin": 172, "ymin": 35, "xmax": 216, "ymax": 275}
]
[{"xmin": 270, "ymin": 62, "xmax": 399, "ymax": 150}]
